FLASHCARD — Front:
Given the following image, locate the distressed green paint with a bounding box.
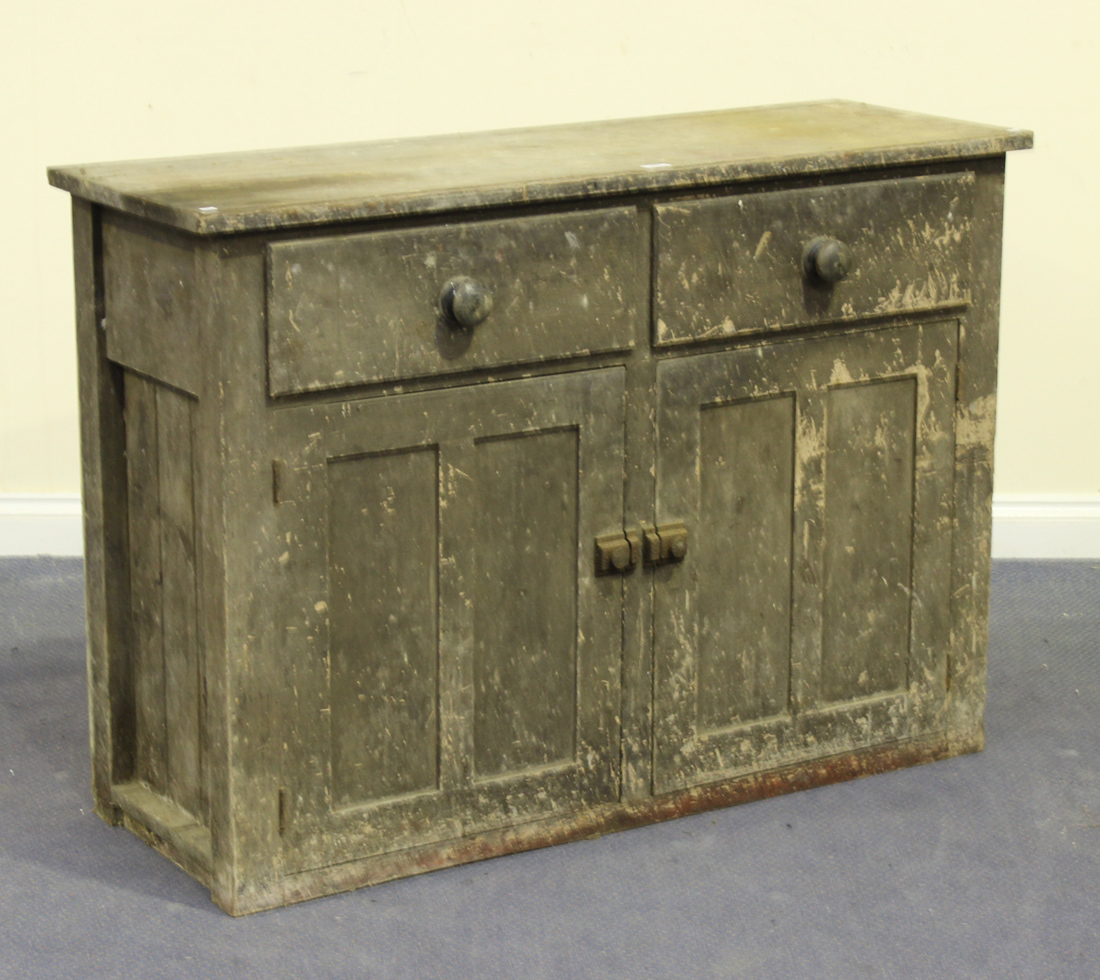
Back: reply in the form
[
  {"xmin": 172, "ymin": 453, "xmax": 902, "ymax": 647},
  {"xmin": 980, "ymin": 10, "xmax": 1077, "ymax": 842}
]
[
  {"xmin": 52, "ymin": 103, "xmax": 1028, "ymax": 914},
  {"xmin": 696, "ymin": 394, "xmax": 795, "ymax": 731},
  {"xmin": 328, "ymin": 447, "xmax": 440, "ymax": 807}
]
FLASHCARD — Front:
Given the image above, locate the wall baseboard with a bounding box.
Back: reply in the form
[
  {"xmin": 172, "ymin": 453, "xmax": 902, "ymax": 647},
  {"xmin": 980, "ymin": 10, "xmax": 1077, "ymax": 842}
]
[
  {"xmin": 990, "ymin": 495, "xmax": 1100, "ymax": 560},
  {"xmin": 0, "ymin": 495, "xmax": 83, "ymax": 558},
  {"xmin": 2, "ymin": 493, "xmax": 1099, "ymax": 560}
]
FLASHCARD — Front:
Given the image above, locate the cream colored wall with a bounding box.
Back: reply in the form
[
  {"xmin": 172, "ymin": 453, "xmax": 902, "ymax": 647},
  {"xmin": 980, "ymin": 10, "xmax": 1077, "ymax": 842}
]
[{"xmin": 3, "ymin": 1, "xmax": 1095, "ymax": 496}]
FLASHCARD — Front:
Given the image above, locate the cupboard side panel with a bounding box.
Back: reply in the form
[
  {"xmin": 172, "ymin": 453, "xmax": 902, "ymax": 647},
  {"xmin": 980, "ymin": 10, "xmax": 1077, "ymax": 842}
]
[
  {"xmin": 124, "ymin": 372, "xmax": 167, "ymax": 794},
  {"xmin": 102, "ymin": 211, "xmax": 201, "ymax": 396},
  {"xmin": 157, "ymin": 385, "xmax": 204, "ymax": 819},
  {"xmin": 73, "ymin": 199, "xmax": 134, "ymax": 820}
]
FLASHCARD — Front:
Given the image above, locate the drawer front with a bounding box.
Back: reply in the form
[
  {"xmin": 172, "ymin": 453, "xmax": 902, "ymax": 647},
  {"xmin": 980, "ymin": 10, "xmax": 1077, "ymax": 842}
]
[
  {"xmin": 654, "ymin": 173, "xmax": 973, "ymax": 346},
  {"xmin": 267, "ymin": 207, "xmax": 643, "ymax": 395}
]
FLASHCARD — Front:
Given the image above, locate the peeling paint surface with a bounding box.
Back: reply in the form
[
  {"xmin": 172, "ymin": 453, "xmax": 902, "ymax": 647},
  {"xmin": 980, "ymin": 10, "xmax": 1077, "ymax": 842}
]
[
  {"xmin": 654, "ymin": 173, "xmax": 975, "ymax": 347},
  {"xmin": 60, "ymin": 106, "xmax": 1024, "ymax": 914}
]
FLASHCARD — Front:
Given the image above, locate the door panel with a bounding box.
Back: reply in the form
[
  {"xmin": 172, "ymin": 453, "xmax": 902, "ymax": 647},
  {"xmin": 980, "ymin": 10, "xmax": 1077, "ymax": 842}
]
[
  {"xmin": 276, "ymin": 369, "xmax": 625, "ymax": 871},
  {"xmin": 327, "ymin": 446, "xmax": 440, "ymax": 807},
  {"xmin": 820, "ymin": 377, "xmax": 916, "ymax": 703},
  {"xmin": 472, "ymin": 427, "xmax": 579, "ymax": 778},
  {"xmin": 654, "ymin": 322, "xmax": 957, "ymax": 793},
  {"xmin": 696, "ymin": 394, "xmax": 795, "ymax": 731}
]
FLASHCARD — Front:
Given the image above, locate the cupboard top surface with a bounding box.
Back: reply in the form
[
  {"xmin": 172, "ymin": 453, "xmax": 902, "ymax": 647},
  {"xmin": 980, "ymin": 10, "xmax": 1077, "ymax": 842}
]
[{"xmin": 47, "ymin": 101, "xmax": 1031, "ymax": 236}]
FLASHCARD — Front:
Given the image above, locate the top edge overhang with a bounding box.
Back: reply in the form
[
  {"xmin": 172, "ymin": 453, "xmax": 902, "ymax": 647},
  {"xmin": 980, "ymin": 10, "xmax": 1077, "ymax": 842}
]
[{"xmin": 48, "ymin": 100, "xmax": 1034, "ymax": 236}]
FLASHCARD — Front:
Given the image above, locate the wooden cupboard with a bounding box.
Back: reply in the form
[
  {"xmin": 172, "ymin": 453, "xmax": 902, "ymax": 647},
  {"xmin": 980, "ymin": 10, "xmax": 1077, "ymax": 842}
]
[{"xmin": 48, "ymin": 101, "xmax": 1030, "ymax": 913}]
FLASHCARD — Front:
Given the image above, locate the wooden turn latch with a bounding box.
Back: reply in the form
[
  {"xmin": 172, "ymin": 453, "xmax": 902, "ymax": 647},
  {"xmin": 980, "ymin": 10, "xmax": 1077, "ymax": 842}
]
[{"xmin": 595, "ymin": 522, "xmax": 688, "ymax": 575}]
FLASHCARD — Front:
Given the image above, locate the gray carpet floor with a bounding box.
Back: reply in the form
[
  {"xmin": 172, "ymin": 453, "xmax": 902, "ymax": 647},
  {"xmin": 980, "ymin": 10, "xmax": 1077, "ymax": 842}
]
[{"xmin": 0, "ymin": 558, "xmax": 1096, "ymax": 979}]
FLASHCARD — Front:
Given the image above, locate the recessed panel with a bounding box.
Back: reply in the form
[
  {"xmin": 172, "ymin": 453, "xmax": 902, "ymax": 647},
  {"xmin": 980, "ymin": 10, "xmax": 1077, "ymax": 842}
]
[
  {"xmin": 156, "ymin": 385, "xmax": 202, "ymax": 820},
  {"xmin": 697, "ymin": 395, "xmax": 795, "ymax": 730},
  {"xmin": 123, "ymin": 372, "xmax": 204, "ymax": 821},
  {"xmin": 328, "ymin": 447, "xmax": 440, "ymax": 806},
  {"xmin": 125, "ymin": 373, "xmax": 166, "ymax": 795},
  {"xmin": 473, "ymin": 428, "xmax": 579, "ymax": 777},
  {"xmin": 821, "ymin": 378, "xmax": 917, "ymax": 702}
]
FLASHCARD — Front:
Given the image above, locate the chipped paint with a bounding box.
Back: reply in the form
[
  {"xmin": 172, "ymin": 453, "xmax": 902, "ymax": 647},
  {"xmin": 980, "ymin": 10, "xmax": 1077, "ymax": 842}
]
[
  {"xmin": 655, "ymin": 173, "xmax": 975, "ymax": 346},
  {"xmin": 956, "ymin": 393, "xmax": 998, "ymax": 451},
  {"xmin": 66, "ymin": 108, "xmax": 1021, "ymax": 914}
]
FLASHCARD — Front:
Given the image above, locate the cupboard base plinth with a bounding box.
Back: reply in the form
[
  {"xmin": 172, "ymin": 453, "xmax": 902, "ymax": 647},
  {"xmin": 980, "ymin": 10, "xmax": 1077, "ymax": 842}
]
[{"xmin": 216, "ymin": 731, "xmax": 976, "ymax": 916}]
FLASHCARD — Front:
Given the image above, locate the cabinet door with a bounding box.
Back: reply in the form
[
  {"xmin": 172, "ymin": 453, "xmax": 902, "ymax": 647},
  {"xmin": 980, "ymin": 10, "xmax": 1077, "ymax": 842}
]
[
  {"xmin": 275, "ymin": 369, "xmax": 625, "ymax": 871},
  {"xmin": 653, "ymin": 322, "xmax": 957, "ymax": 794}
]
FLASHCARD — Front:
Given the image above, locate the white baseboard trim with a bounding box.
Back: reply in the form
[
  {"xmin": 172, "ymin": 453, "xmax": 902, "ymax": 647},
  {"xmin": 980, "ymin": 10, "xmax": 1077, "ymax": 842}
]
[
  {"xmin": 2, "ymin": 493, "xmax": 1099, "ymax": 560},
  {"xmin": 990, "ymin": 494, "xmax": 1100, "ymax": 560},
  {"xmin": 0, "ymin": 494, "xmax": 84, "ymax": 557}
]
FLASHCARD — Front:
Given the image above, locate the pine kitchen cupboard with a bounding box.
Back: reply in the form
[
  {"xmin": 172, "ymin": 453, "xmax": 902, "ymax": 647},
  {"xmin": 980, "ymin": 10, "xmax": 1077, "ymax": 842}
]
[{"xmin": 48, "ymin": 101, "xmax": 1031, "ymax": 914}]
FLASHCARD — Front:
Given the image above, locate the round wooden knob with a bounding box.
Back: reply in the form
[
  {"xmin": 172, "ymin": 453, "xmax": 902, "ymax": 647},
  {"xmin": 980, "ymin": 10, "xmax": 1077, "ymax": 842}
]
[
  {"xmin": 440, "ymin": 277, "xmax": 493, "ymax": 329},
  {"xmin": 802, "ymin": 237, "xmax": 854, "ymax": 285}
]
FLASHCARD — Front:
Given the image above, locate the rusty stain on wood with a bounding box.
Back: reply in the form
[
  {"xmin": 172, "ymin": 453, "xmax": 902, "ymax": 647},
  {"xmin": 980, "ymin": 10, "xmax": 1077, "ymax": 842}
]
[{"xmin": 273, "ymin": 733, "xmax": 970, "ymax": 914}]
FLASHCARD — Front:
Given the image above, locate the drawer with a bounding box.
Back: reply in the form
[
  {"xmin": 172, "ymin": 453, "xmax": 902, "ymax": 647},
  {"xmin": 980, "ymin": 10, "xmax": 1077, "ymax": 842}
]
[
  {"xmin": 267, "ymin": 207, "xmax": 643, "ymax": 395},
  {"xmin": 653, "ymin": 173, "xmax": 974, "ymax": 346}
]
